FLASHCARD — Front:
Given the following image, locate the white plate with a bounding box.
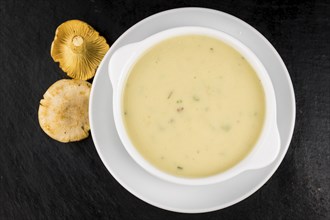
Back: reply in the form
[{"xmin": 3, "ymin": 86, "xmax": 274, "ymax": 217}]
[{"xmin": 89, "ymin": 8, "xmax": 296, "ymax": 213}]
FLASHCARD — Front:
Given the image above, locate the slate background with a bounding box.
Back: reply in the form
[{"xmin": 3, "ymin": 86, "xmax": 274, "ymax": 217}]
[{"xmin": 0, "ymin": 0, "xmax": 329, "ymax": 219}]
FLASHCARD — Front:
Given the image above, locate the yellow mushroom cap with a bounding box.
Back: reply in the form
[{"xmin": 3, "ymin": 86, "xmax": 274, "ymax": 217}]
[
  {"xmin": 51, "ymin": 20, "xmax": 109, "ymax": 80},
  {"xmin": 38, "ymin": 79, "xmax": 91, "ymax": 143}
]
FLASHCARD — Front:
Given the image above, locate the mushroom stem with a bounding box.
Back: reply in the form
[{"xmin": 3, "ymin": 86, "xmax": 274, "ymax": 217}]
[
  {"xmin": 72, "ymin": 35, "xmax": 84, "ymax": 46},
  {"xmin": 70, "ymin": 35, "xmax": 85, "ymax": 54}
]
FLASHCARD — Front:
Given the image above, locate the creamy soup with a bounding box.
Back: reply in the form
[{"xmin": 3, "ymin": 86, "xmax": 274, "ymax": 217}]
[{"xmin": 122, "ymin": 35, "xmax": 265, "ymax": 178}]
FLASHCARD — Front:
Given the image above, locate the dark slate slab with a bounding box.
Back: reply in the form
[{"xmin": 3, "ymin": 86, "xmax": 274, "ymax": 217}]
[{"xmin": 0, "ymin": 0, "xmax": 329, "ymax": 219}]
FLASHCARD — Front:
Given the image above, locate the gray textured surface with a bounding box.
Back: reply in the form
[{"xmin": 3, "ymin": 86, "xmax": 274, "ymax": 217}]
[{"xmin": 0, "ymin": 0, "xmax": 329, "ymax": 219}]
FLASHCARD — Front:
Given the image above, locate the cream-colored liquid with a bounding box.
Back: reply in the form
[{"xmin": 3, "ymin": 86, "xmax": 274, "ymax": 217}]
[{"xmin": 123, "ymin": 35, "xmax": 265, "ymax": 178}]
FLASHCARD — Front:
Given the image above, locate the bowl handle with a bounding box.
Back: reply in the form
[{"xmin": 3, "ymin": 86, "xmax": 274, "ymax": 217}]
[
  {"xmin": 248, "ymin": 123, "xmax": 281, "ymax": 169},
  {"xmin": 108, "ymin": 42, "xmax": 140, "ymax": 90}
]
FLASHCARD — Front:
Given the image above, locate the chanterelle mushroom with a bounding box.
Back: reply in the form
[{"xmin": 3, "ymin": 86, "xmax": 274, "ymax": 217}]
[
  {"xmin": 51, "ymin": 20, "xmax": 109, "ymax": 80},
  {"xmin": 38, "ymin": 79, "xmax": 91, "ymax": 143}
]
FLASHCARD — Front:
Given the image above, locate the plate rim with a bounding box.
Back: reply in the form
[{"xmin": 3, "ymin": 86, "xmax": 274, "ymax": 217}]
[{"xmin": 89, "ymin": 7, "xmax": 296, "ymax": 213}]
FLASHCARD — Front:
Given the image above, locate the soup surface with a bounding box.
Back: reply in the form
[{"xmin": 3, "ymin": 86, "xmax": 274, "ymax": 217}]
[{"xmin": 123, "ymin": 35, "xmax": 265, "ymax": 178}]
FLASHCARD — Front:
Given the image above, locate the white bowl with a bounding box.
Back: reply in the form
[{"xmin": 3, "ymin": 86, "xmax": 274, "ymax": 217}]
[{"xmin": 108, "ymin": 26, "xmax": 280, "ymax": 186}]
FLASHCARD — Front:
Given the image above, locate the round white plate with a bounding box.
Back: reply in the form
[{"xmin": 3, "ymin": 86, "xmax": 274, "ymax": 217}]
[{"xmin": 89, "ymin": 8, "xmax": 296, "ymax": 213}]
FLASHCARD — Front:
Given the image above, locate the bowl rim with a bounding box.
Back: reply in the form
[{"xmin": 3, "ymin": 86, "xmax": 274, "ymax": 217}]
[{"xmin": 110, "ymin": 26, "xmax": 279, "ymax": 185}]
